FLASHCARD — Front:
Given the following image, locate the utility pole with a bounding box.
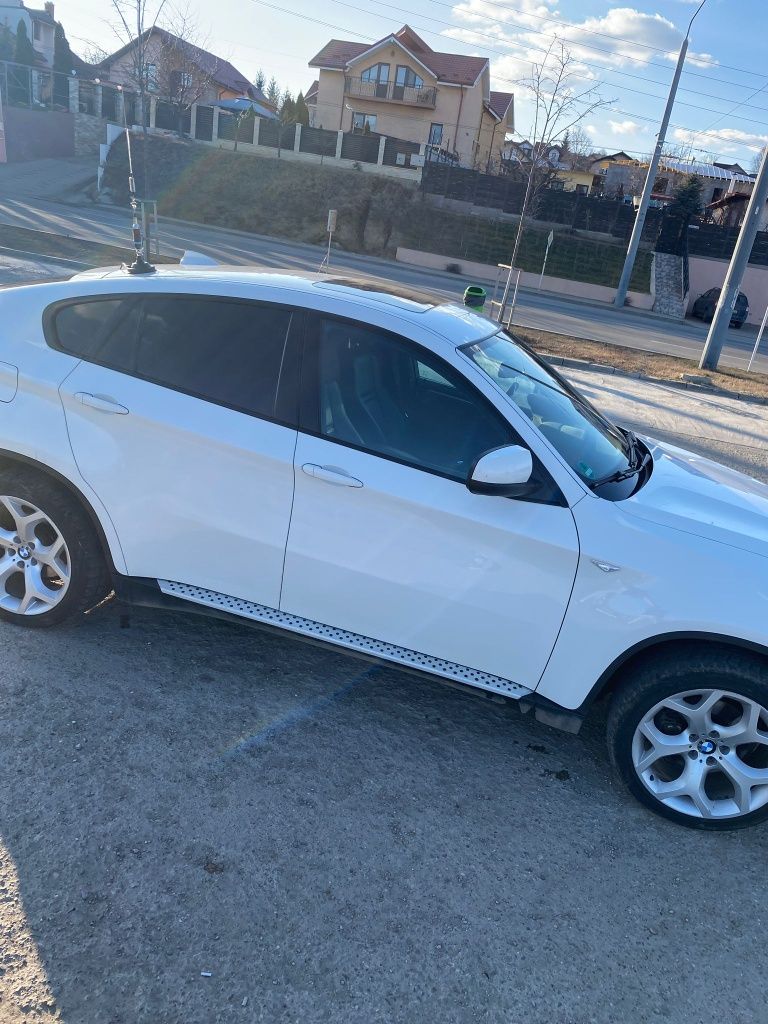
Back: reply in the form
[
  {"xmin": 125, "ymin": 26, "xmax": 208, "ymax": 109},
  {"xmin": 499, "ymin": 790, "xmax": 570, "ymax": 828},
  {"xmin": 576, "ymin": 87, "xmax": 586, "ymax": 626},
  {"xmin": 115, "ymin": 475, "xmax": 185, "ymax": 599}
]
[
  {"xmin": 613, "ymin": 0, "xmax": 708, "ymax": 308},
  {"xmin": 699, "ymin": 146, "xmax": 768, "ymax": 370}
]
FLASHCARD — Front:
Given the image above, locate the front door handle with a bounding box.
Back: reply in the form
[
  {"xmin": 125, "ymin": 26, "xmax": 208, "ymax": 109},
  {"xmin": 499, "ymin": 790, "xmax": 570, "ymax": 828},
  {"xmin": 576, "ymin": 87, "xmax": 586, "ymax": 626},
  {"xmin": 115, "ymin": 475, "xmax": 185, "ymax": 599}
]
[
  {"xmin": 74, "ymin": 392, "xmax": 129, "ymax": 415},
  {"xmin": 302, "ymin": 463, "xmax": 363, "ymax": 487}
]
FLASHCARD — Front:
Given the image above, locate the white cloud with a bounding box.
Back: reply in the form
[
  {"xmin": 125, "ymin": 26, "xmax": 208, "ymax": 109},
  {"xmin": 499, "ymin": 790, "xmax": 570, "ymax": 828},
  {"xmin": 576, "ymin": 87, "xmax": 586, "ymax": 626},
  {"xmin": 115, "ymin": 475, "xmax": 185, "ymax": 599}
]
[
  {"xmin": 608, "ymin": 119, "xmax": 647, "ymax": 137},
  {"xmin": 673, "ymin": 126, "xmax": 768, "ymax": 152}
]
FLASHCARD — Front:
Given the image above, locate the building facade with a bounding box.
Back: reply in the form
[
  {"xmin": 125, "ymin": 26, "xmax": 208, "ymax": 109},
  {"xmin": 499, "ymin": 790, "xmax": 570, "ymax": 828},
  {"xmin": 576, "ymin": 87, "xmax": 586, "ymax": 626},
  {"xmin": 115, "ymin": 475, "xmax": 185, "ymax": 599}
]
[
  {"xmin": 0, "ymin": 0, "xmax": 55, "ymax": 67},
  {"xmin": 306, "ymin": 25, "xmax": 513, "ymax": 170}
]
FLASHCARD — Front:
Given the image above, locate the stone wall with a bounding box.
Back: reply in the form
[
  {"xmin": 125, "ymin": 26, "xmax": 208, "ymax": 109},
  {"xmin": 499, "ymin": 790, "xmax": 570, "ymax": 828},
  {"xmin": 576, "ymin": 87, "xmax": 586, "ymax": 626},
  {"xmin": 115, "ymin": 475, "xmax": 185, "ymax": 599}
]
[
  {"xmin": 652, "ymin": 252, "xmax": 686, "ymax": 319},
  {"xmin": 74, "ymin": 112, "xmax": 108, "ymax": 157}
]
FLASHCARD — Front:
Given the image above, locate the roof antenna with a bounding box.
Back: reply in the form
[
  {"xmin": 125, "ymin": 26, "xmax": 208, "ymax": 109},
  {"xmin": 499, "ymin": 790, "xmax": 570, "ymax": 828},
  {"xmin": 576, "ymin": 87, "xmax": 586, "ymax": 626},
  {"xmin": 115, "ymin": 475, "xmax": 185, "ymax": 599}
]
[{"xmin": 117, "ymin": 85, "xmax": 155, "ymax": 276}]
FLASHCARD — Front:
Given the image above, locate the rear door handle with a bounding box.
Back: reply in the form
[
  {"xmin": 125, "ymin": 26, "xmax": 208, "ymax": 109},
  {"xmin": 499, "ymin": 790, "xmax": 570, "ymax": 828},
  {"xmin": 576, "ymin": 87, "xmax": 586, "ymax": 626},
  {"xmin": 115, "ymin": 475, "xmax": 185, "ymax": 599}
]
[
  {"xmin": 75, "ymin": 392, "xmax": 129, "ymax": 415},
  {"xmin": 302, "ymin": 463, "xmax": 363, "ymax": 487}
]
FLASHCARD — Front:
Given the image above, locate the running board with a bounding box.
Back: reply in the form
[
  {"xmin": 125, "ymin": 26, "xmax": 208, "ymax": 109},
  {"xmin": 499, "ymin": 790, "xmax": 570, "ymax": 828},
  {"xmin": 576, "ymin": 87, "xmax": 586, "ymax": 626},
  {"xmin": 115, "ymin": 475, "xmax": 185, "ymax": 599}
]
[{"xmin": 157, "ymin": 579, "xmax": 532, "ymax": 701}]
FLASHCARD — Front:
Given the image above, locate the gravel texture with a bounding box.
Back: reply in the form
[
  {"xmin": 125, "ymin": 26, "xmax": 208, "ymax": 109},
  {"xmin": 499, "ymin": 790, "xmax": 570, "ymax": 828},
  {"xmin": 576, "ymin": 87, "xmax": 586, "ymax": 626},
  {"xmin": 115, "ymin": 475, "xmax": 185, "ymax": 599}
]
[{"xmin": 1, "ymin": 368, "xmax": 767, "ymax": 1024}]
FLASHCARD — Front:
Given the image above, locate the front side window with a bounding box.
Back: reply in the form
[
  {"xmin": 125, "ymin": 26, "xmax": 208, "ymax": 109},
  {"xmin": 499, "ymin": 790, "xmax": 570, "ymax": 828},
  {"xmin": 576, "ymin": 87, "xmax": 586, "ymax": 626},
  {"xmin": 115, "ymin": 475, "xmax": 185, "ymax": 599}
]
[
  {"xmin": 352, "ymin": 111, "xmax": 376, "ymax": 133},
  {"xmin": 50, "ymin": 296, "xmax": 293, "ymax": 421},
  {"xmin": 313, "ymin": 319, "xmax": 514, "ymax": 481},
  {"xmin": 463, "ymin": 331, "xmax": 633, "ymax": 487}
]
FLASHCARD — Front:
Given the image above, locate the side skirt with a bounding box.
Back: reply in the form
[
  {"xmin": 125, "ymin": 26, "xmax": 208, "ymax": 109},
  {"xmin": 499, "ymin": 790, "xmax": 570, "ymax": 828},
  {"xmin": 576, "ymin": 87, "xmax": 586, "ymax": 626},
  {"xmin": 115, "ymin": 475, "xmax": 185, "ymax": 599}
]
[{"xmin": 155, "ymin": 578, "xmax": 533, "ymax": 702}]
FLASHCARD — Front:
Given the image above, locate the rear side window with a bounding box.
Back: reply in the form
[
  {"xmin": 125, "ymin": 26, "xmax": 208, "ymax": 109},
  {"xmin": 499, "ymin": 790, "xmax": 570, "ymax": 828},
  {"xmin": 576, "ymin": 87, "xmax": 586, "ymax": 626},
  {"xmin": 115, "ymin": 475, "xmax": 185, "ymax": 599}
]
[{"xmin": 50, "ymin": 295, "xmax": 294, "ymax": 420}]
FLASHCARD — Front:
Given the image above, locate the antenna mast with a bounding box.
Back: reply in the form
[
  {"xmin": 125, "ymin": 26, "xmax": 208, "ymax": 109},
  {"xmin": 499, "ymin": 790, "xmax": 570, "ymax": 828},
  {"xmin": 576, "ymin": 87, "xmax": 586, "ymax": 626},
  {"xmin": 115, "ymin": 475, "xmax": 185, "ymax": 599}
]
[{"xmin": 119, "ymin": 86, "xmax": 155, "ymax": 276}]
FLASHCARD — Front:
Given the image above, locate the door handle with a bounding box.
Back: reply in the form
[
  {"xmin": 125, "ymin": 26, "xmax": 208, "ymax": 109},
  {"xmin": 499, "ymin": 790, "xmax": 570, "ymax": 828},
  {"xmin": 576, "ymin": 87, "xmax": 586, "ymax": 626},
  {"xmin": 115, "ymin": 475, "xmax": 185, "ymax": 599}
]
[
  {"xmin": 74, "ymin": 392, "xmax": 129, "ymax": 415},
  {"xmin": 302, "ymin": 463, "xmax": 363, "ymax": 487}
]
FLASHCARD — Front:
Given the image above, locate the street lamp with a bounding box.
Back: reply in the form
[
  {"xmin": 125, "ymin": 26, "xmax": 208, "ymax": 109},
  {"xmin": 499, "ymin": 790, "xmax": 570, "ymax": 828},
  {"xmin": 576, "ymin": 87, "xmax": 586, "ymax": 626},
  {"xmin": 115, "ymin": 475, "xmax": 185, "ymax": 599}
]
[{"xmin": 613, "ymin": 0, "xmax": 709, "ymax": 308}]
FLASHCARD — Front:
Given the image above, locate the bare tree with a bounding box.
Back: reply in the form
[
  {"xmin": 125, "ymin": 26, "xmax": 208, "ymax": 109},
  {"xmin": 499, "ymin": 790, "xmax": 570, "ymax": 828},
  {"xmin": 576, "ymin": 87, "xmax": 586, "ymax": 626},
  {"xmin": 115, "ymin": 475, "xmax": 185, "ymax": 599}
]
[
  {"xmin": 751, "ymin": 148, "xmax": 767, "ymax": 175},
  {"xmin": 153, "ymin": 5, "xmax": 216, "ymax": 134},
  {"xmin": 499, "ymin": 40, "xmax": 613, "ymax": 317}
]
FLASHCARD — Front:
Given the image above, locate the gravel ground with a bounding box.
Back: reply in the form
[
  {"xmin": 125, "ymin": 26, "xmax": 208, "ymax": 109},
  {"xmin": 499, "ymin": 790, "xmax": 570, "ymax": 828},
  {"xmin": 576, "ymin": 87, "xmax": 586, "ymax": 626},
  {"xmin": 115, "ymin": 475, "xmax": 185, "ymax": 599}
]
[{"xmin": 2, "ymin": 368, "xmax": 768, "ymax": 1024}]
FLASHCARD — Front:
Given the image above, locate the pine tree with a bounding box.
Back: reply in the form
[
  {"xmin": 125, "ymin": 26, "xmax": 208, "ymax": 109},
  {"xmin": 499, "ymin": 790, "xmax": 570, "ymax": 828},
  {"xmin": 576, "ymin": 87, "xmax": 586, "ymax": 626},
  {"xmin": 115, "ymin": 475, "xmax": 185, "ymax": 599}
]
[
  {"xmin": 53, "ymin": 21, "xmax": 74, "ymax": 75},
  {"xmin": 0, "ymin": 24, "xmax": 14, "ymax": 62},
  {"xmin": 14, "ymin": 19, "xmax": 35, "ymax": 66},
  {"xmin": 253, "ymin": 68, "xmax": 265, "ymax": 92},
  {"xmin": 295, "ymin": 91, "xmax": 309, "ymax": 127},
  {"xmin": 280, "ymin": 93, "xmax": 295, "ymax": 124},
  {"xmin": 668, "ymin": 174, "xmax": 704, "ymax": 222},
  {"xmin": 266, "ymin": 76, "xmax": 280, "ymax": 108}
]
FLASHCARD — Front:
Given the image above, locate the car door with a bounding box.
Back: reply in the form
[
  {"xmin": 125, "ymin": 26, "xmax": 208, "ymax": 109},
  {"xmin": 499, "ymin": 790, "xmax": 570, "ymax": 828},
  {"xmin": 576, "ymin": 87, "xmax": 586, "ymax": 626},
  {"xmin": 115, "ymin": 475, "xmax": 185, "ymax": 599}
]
[
  {"xmin": 279, "ymin": 315, "xmax": 580, "ymax": 689},
  {"xmin": 50, "ymin": 292, "xmax": 300, "ymax": 608}
]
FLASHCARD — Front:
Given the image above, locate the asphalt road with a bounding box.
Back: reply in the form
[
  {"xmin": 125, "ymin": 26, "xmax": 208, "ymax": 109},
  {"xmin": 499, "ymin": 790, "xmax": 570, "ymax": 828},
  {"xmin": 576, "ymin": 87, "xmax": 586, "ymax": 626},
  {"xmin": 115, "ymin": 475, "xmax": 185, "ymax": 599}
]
[
  {"xmin": 2, "ymin": 367, "xmax": 768, "ymax": 1024},
  {"xmin": 0, "ymin": 159, "xmax": 765, "ymax": 373}
]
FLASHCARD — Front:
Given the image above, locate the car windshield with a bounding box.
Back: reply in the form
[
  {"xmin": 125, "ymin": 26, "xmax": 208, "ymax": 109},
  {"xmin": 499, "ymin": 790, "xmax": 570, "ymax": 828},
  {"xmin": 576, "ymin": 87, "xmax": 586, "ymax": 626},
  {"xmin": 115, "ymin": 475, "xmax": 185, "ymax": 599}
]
[{"xmin": 462, "ymin": 330, "xmax": 633, "ymax": 486}]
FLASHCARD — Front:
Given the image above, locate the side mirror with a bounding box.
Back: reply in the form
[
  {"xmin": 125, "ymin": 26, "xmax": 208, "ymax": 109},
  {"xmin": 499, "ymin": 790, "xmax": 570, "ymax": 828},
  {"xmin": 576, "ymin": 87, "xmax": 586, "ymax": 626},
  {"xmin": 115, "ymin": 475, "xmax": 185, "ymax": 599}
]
[{"xmin": 467, "ymin": 445, "xmax": 534, "ymax": 497}]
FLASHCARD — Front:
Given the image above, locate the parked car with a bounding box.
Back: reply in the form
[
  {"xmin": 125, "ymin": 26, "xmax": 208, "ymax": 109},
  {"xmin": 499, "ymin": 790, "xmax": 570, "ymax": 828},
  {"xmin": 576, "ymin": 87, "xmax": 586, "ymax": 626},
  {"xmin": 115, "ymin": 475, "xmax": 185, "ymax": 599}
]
[
  {"xmin": 3, "ymin": 265, "xmax": 768, "ymax": 830},
  {"xmin": 691, "ymin": 287, "xmax": 749, "ymax": 328}
]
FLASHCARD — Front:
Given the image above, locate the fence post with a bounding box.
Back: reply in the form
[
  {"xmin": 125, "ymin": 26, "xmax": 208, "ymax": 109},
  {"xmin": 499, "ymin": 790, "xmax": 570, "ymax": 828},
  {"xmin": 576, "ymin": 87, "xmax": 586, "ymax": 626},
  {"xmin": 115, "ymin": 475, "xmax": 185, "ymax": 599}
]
[
  {"xmin": 212, "ymin": 106, "xmax": 220, "ymax": 144},
  {"xmin": 113, "ymin": 88, "xmax": 124, "ymax": 125},
  {"xmin": 189, "ymin": 102, "xmax": 197, "ymax": 138},
  {"xmin": 377, "ymin": 135, "xmax": 386, "ymax": 166},
  {"xmin": 335, "ymin": 130, "xmax": 343, "ymax": 160},
  {"xmin": 68, "ymin": 75, "xmax": 79, "ymax": 114},
  {"xmin": 293, "ymin": 122, "xmax": 302, "ymax": 153},
  {"xmin": 253, "ymin": 116, "xmax": 261, "ymax": 146},
  {"xmin": 149, "ymin": 95, "xmax": 157, "ymax": 129}
]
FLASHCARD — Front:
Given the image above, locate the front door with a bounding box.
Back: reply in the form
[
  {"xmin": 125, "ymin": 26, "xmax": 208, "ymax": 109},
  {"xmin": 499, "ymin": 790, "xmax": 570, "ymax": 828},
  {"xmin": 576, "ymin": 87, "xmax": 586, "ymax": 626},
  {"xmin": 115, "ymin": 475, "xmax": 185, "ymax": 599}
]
[
  {"xmin": 54, "ymin": 293, "xmax": 299, "ymax": 608},
  {"xmin": 280, "ymin": 316, "xmax": 579, "ymax": 689}
]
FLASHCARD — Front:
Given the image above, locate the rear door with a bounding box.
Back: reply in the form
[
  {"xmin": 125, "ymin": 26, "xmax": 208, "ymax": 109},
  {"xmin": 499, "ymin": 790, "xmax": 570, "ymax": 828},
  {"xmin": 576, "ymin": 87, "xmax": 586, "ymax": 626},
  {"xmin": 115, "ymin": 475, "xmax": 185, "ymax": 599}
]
[
  {"xmin": 50, "ymin": 293, "xmax": 300, "ymax": 607},
  {"xmin": 280, "ymin": 315, "xmax": 579, "ymax": 689}
]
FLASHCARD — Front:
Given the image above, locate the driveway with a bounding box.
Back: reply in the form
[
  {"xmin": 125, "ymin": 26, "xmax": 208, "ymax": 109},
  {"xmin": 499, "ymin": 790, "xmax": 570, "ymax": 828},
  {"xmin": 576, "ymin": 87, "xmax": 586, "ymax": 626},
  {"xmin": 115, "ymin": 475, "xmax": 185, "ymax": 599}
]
[{"xmin": 1, "ymin": 368, "xmax": 767, "ymax": 1024}]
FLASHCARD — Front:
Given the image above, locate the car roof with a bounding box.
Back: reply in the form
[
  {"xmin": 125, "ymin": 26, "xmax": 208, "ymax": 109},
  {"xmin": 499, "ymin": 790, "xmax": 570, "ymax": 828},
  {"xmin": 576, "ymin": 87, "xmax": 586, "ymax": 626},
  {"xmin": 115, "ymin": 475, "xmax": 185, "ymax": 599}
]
[{"xmin": 64, "ymin": 266, "xmax": 499, "ymax": 347}]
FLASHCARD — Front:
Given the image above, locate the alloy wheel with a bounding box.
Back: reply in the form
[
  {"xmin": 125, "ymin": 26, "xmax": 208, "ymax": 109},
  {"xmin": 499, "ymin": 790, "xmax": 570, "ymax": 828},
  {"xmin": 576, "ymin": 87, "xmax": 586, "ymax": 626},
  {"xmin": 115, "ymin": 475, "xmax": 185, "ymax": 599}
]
[
  {"xmin": 0, "ymin": 495, "xmax": 71, "ymax": 616},
  {"xmin": 632, "ymin": 688, "xmax": 768, "ymax": 820}
]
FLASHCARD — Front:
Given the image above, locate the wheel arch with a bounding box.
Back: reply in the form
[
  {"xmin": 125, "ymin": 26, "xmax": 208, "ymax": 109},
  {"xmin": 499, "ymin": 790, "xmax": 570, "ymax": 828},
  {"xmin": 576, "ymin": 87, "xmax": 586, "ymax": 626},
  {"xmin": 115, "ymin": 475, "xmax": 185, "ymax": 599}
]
[
  {"xmin": 0, "ymin": 448, "xmax": 121, "ymax": 575},
  {"xmin": 580, "ymin": 632, "xmax": 768, "ymax": 715}
]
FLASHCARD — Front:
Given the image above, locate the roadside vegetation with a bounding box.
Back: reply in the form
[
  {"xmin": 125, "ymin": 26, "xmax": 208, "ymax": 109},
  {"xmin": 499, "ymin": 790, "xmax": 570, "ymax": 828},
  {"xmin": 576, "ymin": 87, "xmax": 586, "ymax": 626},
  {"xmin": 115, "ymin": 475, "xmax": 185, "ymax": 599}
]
[{"xmin": 102, "ymin": 135, "xmax": 650, "ymax": 290}]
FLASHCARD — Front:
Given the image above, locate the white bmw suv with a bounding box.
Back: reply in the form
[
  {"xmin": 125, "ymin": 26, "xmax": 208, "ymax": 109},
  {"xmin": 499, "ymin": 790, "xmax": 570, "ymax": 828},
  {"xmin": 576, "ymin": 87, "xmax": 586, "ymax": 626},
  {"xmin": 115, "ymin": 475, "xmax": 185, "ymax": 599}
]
[{"xmin": 2, "ymin": 264, "xmax": 768, "ymax": 830}]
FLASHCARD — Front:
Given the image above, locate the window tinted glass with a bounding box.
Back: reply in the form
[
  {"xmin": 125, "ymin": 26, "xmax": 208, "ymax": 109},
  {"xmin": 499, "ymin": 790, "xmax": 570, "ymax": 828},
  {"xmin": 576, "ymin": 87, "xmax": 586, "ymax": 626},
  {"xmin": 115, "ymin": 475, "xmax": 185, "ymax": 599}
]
[
  {"xmin": 53, "ymin": 296, "xmax": 293, "ymax": 420},
  {"xmin": 316, "ymin": 319, "xmax": 514, "ymax": 480},
  {"xmin": 134, "ymin": 297, "xmax": 291, "ymax": 418}
]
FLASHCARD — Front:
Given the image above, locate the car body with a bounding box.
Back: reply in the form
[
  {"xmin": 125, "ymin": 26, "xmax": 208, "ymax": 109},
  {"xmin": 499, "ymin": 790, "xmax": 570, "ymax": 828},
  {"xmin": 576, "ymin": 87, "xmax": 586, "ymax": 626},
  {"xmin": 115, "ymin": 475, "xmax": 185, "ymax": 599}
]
[
  {"xmin": 2, "ymin": 264, "xmax": 768, "ymax": 829},
  {"xmin": 691, "ymin": 287, "xmax": 749, "ymax": 328}
]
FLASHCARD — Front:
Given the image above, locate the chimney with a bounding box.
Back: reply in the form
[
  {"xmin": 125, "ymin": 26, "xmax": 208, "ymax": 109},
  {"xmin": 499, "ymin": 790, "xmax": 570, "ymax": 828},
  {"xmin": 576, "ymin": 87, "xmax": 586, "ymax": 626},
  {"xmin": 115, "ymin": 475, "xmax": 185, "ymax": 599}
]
[{"xmin": 44, "ymin": 1, "xmax": 54, "ymax": 15}]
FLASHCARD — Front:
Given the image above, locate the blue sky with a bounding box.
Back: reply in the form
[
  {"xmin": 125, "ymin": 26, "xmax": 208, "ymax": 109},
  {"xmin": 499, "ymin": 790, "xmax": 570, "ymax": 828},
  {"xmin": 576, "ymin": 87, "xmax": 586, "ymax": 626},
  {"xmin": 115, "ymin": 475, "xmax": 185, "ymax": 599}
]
[{"xmin": 60, "ymin": 0, "xmax": 767, "ymax": 167}]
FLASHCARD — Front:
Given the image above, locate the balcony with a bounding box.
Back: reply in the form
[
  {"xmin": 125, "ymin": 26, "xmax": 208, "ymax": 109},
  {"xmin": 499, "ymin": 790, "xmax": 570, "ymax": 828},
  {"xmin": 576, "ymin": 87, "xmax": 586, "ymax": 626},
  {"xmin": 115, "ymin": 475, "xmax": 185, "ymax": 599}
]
[{"xmin": 344, "ymin": 76, "xmax": 437, "ymax": 108}]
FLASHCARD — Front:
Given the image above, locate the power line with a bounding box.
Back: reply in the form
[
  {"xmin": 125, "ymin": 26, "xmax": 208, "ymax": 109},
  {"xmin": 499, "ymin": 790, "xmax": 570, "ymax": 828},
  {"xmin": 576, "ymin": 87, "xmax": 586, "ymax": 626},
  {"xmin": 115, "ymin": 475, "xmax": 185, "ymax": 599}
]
[{"xmin": 248, "ymin": 0, "xmax": 768, "ymax": 135}]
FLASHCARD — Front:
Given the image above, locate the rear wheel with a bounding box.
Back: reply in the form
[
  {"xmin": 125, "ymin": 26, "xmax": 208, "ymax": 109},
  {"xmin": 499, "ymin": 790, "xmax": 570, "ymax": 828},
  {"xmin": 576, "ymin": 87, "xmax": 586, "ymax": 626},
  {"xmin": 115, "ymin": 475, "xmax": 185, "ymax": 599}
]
[
  {"xmin": 0, "ymin": 467, "xmax": 110, "ymax": 628},
  {"xmin": 607, "ymin": 649, "xmax": 768, "ymax": 830}
]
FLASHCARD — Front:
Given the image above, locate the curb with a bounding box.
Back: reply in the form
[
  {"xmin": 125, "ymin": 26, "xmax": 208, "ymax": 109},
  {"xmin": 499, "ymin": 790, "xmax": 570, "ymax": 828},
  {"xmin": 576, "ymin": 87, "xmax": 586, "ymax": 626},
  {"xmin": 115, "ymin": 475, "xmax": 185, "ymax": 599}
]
[{"xmin": 542, "ymin": 353, "xmax": 768, "ymax": 407}]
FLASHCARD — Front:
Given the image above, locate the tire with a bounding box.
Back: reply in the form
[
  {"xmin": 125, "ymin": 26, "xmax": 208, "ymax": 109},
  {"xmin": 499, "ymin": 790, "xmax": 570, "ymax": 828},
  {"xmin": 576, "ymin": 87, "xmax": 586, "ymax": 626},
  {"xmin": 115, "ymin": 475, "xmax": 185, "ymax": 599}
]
[
  {"xmin": 0, "ymin": 466, "xmax": 110, "ymax": 628},
  {"xmin": 607, "ymin": 646, "xmax": 768, "ymax": 830},
  {"xmin": 732, "ymin": 321, "xmax": 743, "ymax": 329}
]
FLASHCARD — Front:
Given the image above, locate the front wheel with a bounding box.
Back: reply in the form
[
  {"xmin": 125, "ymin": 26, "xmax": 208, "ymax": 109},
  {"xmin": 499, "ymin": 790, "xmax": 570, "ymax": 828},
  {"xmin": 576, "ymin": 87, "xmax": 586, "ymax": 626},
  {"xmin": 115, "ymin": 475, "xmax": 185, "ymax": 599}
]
[
  {"xmin": 607, "ymin": 648, "xmax": 768, "ymax": 830},
  {"xmin": 0, "ymin": 467, "xmax": 110, "ymax": 628}
]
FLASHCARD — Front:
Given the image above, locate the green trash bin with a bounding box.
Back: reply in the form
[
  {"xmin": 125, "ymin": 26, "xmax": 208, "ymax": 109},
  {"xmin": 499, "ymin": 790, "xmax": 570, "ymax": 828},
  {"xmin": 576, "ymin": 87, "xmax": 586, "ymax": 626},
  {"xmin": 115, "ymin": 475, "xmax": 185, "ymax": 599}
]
[{"xmin": 463, "ymin": 285, "xmax": 487, "ymax": 311}]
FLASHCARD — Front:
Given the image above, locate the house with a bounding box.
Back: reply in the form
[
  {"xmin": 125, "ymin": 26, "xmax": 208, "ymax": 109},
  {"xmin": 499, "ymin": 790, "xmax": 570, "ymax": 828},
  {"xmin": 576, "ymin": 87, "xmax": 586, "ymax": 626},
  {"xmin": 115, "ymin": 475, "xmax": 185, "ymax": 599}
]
[
  {"xmin": 707, "ymin": 191, "xmax": 768, "ymax": 232},
  {"xmin": 95, "ymin": 28, "xmax": 264, "ymax": 108},
  {"xmin": 655, "ymin": 158, "xmax": 755, "ymax": 207},
  {"xmin": 306, "ymin": 25, "xmax": 513, "ymax": 169},
  {"xmin": 0, "ymin": 0, "xmax": 55, "ymax": 67}
]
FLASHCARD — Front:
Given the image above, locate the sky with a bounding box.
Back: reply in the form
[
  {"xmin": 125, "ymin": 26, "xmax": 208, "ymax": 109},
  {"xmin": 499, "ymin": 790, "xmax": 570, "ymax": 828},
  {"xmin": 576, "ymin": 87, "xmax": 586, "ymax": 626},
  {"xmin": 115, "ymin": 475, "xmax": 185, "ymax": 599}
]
[{"xmin": 57, "ymin": 0, "xmax": 767, "ymax": 168}]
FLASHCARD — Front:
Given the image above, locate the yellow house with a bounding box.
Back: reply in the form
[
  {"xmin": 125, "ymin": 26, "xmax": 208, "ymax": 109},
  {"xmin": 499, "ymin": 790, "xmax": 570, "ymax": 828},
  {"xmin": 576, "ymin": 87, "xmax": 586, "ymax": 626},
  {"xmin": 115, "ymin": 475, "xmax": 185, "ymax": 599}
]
[
  {"xmin": 553, "ymin": 168, "xmax": 596, "ymax": 193},
  {"xmin": 306, "ymin": 25, "xmax": 513, "ymax": 170}
]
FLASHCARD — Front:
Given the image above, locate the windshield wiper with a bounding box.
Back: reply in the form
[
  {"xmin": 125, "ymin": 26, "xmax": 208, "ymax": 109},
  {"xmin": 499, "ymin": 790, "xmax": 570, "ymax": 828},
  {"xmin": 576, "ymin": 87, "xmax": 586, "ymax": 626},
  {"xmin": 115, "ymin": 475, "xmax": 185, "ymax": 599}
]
[{"xmin": 591, "ymin": 438, "xmax": 651, "ymax": 490}]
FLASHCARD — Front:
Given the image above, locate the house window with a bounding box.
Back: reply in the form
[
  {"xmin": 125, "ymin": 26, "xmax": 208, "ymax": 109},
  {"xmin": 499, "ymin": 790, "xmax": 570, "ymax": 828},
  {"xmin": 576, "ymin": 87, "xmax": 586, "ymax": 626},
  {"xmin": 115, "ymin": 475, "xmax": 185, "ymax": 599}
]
[
  {"xmin": 428, "ymin": 123, "xmax": 443, "ymax": 146},
  {"xmin": 33, "ymin": 21, "xmax": 41, "ymax": 40},
  {"xmin": 575, "ymin": 183, "xmax": 588, "ymax": 195},
  {"xmin": 395, "ymin": 66, "xmax": 423, "ymax": 89},
  {"xmin": 145, "ymin": 63, "xmax": 158, "ymax": 90},
  {"xmin": 360, "ymin": 63, "xmax": 389, "ymax": 98},
  {"xmin": 361, "ymin": 63, "xmax": 389, "ymax": 84},
  {"xmin": 550, "ymin": 179, "xmax": 565, "ymax": 191},
  {"xmin": 352, "ymin": 112, "xmax": 377, "ymax": 133}
]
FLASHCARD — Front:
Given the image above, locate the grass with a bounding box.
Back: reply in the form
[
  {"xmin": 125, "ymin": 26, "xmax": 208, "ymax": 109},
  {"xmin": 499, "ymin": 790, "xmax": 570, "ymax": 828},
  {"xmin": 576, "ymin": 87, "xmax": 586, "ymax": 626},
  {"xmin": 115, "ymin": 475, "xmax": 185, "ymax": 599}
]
[
  {"xmin": 0, "ymin": 224, "xmax": 174, "ymax": 266},
  {"xmin": 515, "ymin": 325, "xmax": 768, "ymax": 401}
]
